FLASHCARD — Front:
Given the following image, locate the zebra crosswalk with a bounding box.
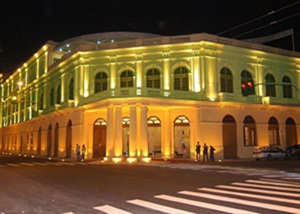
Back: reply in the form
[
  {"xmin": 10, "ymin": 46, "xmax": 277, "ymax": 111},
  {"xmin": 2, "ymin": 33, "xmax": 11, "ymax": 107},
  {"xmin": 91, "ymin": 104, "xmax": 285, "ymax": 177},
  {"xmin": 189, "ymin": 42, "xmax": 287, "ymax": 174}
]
[
  {"xmin": 147, "ymin": 163, "xmax": 300, "ymax": 181},
  {"xmin": 0, "ymin": 161, "xmax": 89, "ymax": 167},
  {"xmin": 62, "ymin": 178, "xmax": 300, "ymax": 214}
]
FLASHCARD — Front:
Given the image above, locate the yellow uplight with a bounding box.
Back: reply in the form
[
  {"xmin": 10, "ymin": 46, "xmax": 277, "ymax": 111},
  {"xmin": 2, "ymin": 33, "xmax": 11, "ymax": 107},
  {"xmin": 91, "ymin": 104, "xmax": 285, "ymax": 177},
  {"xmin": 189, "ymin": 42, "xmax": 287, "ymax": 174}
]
[
  {"xmin": 127, "ymin": 157, "xmax": 137, "ymax": 164},
  {"xmin": 142, "ymin": 157, "xmax": 151, "ymax": 163},
  {"xmin": 112, "ymin": 157, "xmax": 122, "ymax": 163}
]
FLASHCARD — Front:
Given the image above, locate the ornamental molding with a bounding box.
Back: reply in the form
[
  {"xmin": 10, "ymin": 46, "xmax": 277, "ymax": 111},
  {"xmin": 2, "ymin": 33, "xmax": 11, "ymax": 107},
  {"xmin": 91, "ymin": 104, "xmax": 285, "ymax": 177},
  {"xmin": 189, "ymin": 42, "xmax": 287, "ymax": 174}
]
[
  {"xmin": 135, "ymin": 54, "xmax": 143, "ymax": 60},
  {"xmin": 162, "ymin": 51, "xmax": 170, "ymax": 58},
  {"xmin": 199, "ymin": 48, "xmax": 220, "ymax": 56}
]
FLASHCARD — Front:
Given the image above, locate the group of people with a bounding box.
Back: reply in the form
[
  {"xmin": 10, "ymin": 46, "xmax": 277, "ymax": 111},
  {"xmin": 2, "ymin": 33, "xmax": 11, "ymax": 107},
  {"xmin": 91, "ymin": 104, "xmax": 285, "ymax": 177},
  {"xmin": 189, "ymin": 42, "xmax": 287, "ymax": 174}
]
[
  {"xmin": 76, "ymin": 144, "xmax": 86, "ymax": 162},
  {"xmin": 195, "ymin": 141, "xmax": 215, "ymax": 162},
  {"xmin": 181, "ymin": 141, "xmax": 215, "ymax": 162}
]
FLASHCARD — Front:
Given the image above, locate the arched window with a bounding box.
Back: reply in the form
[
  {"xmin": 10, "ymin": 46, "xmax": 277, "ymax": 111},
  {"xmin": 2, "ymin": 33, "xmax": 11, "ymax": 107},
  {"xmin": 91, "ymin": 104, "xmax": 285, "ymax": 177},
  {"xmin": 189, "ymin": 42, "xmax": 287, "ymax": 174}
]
[
  {"xmin": 50, "ymin": 87, "xmax": 54, "ymax": 106},
  {"xmin": 95, "ymin": 72, "xmax": 108, "ymax": 93},
  {"xmin": 220, "ymin": 67, "xmax": 233, "ymax": 93},
  {"xmin": 174, "ymin": 67, "xmax": 189, "ymax": 91},
  {"xmin": 243, "ymin": 116, "xmax": 257, "ymax": 146},
  {"xmin": 282, "ymin": 76, "xmax": 292, "ymax": 98},
  {"xmin": 265, "ymin": 73, "xmax": 276, "ymax": 97},
  {"xmin": 56, "ymin": 84, "xmax": 61, "ymax": 104},
  {"xmin": 268, "ymin": 117, "xmax": 280, "ymax": 146},
  {"xmin": 69, "ymin": 78, "xmax": 74, "ymax": 100},
  {"xmin": 39, "ymin": 92, "xmax": 44, "ymax": 110},
  {"xmin": 146, "ymin": 68, "xmax": 160, "ymax": 88},
  {"xmin": 120, "ymin": 70, "xmax": 133, "ymax": 88},
  {"xmin": 147, "ymin": 116, "xmax": 161, "ymax": 126},
  {"xmin": 241, "ymin": 70, "xmax": 255, "ymax": 96}
]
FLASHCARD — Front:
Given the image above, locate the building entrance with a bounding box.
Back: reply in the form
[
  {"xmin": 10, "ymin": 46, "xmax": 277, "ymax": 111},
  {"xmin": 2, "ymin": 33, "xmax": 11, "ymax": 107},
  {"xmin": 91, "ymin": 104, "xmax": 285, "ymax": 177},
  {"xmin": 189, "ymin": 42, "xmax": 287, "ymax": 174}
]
[{"xmin": 93, "ymin": 118, "xmax": 107, "ymax": 158}]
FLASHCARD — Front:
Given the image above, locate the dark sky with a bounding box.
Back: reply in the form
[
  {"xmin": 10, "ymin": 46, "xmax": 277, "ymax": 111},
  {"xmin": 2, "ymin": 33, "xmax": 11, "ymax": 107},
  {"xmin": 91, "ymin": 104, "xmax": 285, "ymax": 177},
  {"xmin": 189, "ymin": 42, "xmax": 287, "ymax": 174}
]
[{"xmin": 1, "ymin": 0, "xmax": 300, "ymax": 76}]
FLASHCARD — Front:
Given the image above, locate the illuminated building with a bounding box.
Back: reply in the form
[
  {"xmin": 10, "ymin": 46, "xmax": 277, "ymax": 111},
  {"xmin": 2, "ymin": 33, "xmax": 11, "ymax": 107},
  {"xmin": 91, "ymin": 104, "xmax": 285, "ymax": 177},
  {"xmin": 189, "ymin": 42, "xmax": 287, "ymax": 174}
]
[{"xmin": 1, "ymin": 32, "xmax": 300, "ymax": 161}]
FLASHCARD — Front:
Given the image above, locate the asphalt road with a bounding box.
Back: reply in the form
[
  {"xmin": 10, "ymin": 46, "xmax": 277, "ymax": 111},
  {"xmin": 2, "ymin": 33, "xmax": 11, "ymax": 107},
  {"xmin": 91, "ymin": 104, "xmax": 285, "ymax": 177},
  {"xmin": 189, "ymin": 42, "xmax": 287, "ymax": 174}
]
[{"xmin": 0, "ymin": 155, "xmax": 299, "ymax": 214}]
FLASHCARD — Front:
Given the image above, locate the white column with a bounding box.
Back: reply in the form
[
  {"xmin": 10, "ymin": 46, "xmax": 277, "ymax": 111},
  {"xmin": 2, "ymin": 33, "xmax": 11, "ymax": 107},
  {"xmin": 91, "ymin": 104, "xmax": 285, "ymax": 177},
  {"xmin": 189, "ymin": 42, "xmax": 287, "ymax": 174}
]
[
  {"xmin": 106, "ymin": 106, "xmax": 114, "ymax": 158},
  {"xmin": 129, "ymin": 106, "xmax": 137, "ymax": 157},
  {"xmin": 139, "ymin": 106, "xmax": 148, "ymax": 157},
  {"xmin": 163, "ymin": 58, "xmax": 170, "ymax": 90},
  {"xmin": 114, "ymin": 106, "xmax": 123, "ymax": 157},
  {"xmin": 163, "ymin": 109, "xmax": 171, "ymax": 158}
]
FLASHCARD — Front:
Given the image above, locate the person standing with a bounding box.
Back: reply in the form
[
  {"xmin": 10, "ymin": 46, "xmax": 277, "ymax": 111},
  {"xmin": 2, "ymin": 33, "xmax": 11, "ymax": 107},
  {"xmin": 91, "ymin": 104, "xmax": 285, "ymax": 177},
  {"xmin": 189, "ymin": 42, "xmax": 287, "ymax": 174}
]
[
  {"xmin": 76, "ymin": 144, "xmax": 81, "ymax": 162},
  {"xmin": 81, "ymin": 144, "xmax": 86, "ymax": 161},
  {"xmin": 210, "ymin": 145, "xmax": 215, "ymax": 162},
  {"xmin": 195, "ymin": 141, "xmax": 201, "ymax": 161},
  {"xmin": 182, "ymin": 142, "xmax": 187, "ymax": 160},
  {"xmin": 203, "ymin": 143, "xmax": 209, "ymax": 161}
]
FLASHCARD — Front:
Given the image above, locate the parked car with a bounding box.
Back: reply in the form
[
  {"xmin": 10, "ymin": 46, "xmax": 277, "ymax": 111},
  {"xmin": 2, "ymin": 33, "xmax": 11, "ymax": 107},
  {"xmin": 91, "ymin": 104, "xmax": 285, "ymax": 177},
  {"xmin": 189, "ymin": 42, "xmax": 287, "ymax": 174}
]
[
  {"xmin": 253, "ymin": 146, "xmax": 289, "ymax": 161},
  {"xmin": 286, "ymin": 144, "xmax": 300, "ymax": 159}
]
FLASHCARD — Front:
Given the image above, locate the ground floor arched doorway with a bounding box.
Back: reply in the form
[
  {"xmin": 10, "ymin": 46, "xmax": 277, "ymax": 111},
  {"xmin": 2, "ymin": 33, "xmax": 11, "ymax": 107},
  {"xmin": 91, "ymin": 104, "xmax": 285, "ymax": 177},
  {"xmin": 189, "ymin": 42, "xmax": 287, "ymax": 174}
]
[
  {"xmin": 47, "ymin": 125, "xmax": 52, "ymax": 156},
  {"xmin": 222, "ymin": 115, "xmax": 238, "ymax": 159},
  {"xmin": 286, "ymin": 117, "xmax": 297, "ymax": 146},
  {"xmin": 93, "ymin": 118, "xmax": 107, "ymax": 158},
  {"xmin": 174, "ymin": 115, "xmax": 190, "ymax": 158},
  {"xmin": 122, "ymin": 117, "xmax": 130, "ymax": 157},
  {"xmin": 54, "ymin": 123, "xmax": 59, "ymax": 157},
  {"xmin": 66, "ymin": 120, "xmax": 72, "ymax": 158},
  {"xmin": 147, "ymin": 116, "xmax": 162, "ymax": 157},
  {"xmin": 37, "ymin": 127, "xmax": 42, "ymax": 155}
]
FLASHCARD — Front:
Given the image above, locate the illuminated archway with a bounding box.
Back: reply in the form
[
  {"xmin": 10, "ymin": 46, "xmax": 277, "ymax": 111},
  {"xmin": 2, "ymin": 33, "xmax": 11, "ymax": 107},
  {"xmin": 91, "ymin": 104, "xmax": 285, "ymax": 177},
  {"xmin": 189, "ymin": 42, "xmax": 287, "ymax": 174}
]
[
  {"xmin": 286, "ymin": 117, "xmax": 297, "ymax": 146},
  {"xmin": 147, "ymin": 116, "xmax": 161, "ymax": 156},
  {"xmin": 222, "ymin": 115, "xmax": 237, "ymax": 159},
  {"xmin": 66, "ymin": 120, "xmax": 72, "ymax": 158},
  {"xmin": 54, "ymin": 123, "xmax": 59, "ymax": 157},
  {"xmin": 174, "ymin": 115, "xmax": 190, "ymax": 158},
  {"xmin": 37, "ymin": 126, "xmax": 42, "ymax": 155},
  {"xmin": 47, "ymin": 124, "xmax": 52, "ymax": 156},
  {"xmin": 93, "ymin": 118, "xmax": 107, "ymax": 158},
  {"xmin": 122, "ymin": 117, "xmax": 130, "ymax": 156}
]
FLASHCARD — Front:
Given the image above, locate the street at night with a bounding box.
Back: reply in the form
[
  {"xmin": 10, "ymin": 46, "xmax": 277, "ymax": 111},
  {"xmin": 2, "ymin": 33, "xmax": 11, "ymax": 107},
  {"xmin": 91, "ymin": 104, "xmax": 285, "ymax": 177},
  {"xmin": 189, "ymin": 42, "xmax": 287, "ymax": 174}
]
[{"xmin": 0, "ymin": 155, "xmax": 299, "ymax": 214}]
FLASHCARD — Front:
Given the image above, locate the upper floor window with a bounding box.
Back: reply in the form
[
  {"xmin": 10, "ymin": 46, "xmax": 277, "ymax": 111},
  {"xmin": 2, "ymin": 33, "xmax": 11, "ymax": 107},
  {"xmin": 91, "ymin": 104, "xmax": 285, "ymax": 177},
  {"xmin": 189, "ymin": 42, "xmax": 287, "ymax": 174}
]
[
  {"xmin": 220, "ymin": 67, "xmax": 233, "ymax": 93},
  {"xmin": 69, "ymin": 78, "xmax": 74, "ymax": 100},
  {"xmin": 282, "ymin": 76, "xmax": 292, "ymax": 98},
  {"xmin": 50, "ymin": 87, "xmax": 54, "ymax": 106},
  {"xmin": 39, "ymin": 92, "xmax": 44, "ymax": 110},
  {"xmin": 146, "ymin": 68, "xmax": 160, "ymax": 89},
  {"xmin": 265, "ymin": 73, "xmax": 276, "ymax": 97},
  {"xmin": 120, "ymin": 70, "xmax": 133, "ymax": 88},
  {"xmin": 241, "ymin": 70, "xmax": 255, "ymax": 96},
  {"xmin": 95, "ymin": 72, "xmax": 108, "ymax": 93},
  {"xmin": 174, "ymin": 67, "xmax": 189, "ymax": 91},
  {"xmin": 56, "ymin": 84, "xmax": 61, "ymax": 104}
]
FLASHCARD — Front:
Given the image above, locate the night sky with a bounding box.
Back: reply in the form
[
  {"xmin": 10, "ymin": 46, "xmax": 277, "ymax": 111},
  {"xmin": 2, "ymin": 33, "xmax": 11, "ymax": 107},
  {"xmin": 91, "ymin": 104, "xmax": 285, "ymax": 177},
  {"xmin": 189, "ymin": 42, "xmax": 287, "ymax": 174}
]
[{"xmin": 1, "ymin": 0, "xmax": 300, "ymax": 77}]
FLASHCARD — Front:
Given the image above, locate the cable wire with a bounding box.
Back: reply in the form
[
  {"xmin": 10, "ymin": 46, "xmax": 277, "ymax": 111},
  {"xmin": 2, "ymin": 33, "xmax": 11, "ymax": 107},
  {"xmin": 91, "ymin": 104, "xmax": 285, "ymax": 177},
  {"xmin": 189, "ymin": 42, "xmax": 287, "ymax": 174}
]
[{"xmin": 218, "ymin": 1, "xmax": 300, "ymax": 36}]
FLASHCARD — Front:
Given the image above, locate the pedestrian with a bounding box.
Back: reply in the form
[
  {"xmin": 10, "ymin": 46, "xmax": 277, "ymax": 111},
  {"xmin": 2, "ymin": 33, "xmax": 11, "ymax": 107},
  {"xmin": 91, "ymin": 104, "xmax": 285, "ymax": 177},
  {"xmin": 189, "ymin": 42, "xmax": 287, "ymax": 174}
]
[
  {"xmin": 210, "ymin": 145, "xmax": 215, "ymax": 162},
  {"xmin": 81, "ymin": 144, "xmax": 86, "ymax": 161},
  {"xmin": 203, "ymin": 143, "xmax": 209, "ymax": 161},
  {"xmin": 195, "ymin": 141, "xmax": 201, "ymax": 161},
  {"xmin": 182, "ymin": 142, "xmax": 187, "ymax": 160},
  {"xmin": 76, "ymin": 144, "xmax": 81, "ymax": 162}
]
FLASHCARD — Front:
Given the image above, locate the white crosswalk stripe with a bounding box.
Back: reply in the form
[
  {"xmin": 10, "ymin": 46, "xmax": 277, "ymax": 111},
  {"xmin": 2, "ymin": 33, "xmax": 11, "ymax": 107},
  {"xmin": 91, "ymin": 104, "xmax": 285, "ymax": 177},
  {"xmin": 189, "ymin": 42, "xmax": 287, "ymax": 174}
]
[
  {"xmin": 245, "ymin": 179, "xmax": 300, "ymax": 187},
  {"xmin": 127, "ymin": 199, "xmax": 195, "ymax": 214},
  {"xmin": 217, "ymin": 184, "xmax": 300, "ymax": 197},
  {"xmin": 231, "ymin": 182, "xmax": 300, "ymax": 192},
  {"xmin": 93, "ymin": 205, "xmax": 132, "ymax": 214}
]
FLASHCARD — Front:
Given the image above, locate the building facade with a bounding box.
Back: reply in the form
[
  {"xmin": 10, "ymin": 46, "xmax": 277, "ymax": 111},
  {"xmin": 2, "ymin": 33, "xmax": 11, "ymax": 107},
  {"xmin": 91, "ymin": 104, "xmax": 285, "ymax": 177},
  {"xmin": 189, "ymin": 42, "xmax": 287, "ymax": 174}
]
[{"xmin": 1, "ymin": 32, "xmax": 300, "ymax": 162}]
